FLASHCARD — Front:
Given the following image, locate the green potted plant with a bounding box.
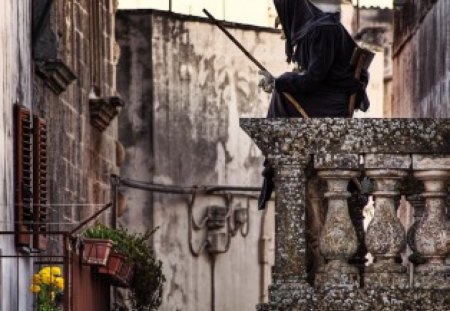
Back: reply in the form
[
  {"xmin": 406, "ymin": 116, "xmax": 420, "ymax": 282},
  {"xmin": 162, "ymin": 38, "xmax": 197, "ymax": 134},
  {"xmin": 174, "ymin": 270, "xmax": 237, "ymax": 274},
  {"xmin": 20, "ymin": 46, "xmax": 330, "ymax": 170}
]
[
  {"xmin": 116, "ymin": 226, "xmax": 165, "ymax": 311},
  {"xmin": 83, "ymin": 223, "xmax": 132, "ymax": 286},
  {"xmin": 98, "ymin": 224, "xmax": 134, "ymax": 287},
  {"xmin": 82, "ymin": 223, "xmax": 165, "ymax": 310},
  {"xmin": 81, "ymin": 224, "xmax": 114, "ymax": 266}
]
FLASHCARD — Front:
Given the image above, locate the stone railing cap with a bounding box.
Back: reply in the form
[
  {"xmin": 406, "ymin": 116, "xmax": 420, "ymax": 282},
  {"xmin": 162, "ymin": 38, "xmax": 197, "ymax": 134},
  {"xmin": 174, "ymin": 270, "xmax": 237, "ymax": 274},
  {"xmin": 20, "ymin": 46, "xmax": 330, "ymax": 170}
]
[{"xmin": 240, "ymin": 119, "xmax": 450, "ymax": 162}]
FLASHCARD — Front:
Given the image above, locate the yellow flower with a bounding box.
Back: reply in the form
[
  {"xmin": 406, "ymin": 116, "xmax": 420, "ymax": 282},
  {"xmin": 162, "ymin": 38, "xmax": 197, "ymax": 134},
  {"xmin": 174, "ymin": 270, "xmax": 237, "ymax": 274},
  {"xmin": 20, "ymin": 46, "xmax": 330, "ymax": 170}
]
[
  {"xmin": 40, "ymin": 273, "xmax": 51, "ymax": 285},
  {"xmin": 32, "ymin": 274, "xmax": 41, "ymax": 285},
  {"xmin": 51, "ymin": 266, "xmax": 61, "ymax": 277},
  {"xmin": 30, "ymin": 284, "xmax": 41, "ymax": 293},
  {"xmin": 39, "ymin": 267, "xmax": 51, "ymax": 276},
  {"xmin": 54, "ymin": 277, "xmax": 64, "ymax": 290}
]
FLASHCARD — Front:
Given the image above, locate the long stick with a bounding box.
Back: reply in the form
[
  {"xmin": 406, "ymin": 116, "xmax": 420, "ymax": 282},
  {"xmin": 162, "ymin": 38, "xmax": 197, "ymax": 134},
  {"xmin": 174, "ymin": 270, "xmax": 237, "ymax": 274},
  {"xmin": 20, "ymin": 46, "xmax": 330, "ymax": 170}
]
[
  {"xmin": 203, "ymin": 10, "xmax": 362, "ymax": 189},
  {"xmin": 203, "ymin": 9, "xmax": 270, "ymax": 73},
  {"xmin": 202, "ymin": 9, "xmax": 309, "ymax": 118}
]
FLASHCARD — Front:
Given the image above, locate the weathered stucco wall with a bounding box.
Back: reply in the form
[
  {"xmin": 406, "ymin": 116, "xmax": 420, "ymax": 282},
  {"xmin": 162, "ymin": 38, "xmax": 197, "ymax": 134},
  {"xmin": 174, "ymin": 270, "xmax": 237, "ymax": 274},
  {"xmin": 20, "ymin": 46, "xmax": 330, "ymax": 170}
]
[
  {"xmin": 392, "ymin": 0, "xmax": 450, "ymax": 117},
  {"xmin": 0, "ymin": 1, "xmax": 33, "ymax": 310},
  {"xmin": 116, "ymin": 10, "xmax": 286, "ymax": 311}
]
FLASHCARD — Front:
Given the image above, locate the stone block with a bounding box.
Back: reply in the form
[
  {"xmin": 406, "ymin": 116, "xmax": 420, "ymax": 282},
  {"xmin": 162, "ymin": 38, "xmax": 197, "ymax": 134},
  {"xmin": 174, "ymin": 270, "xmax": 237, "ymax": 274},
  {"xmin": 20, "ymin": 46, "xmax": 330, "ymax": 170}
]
[
  {"xmin": 364, "ymin": 154, "xmax": 412, "ymax": 169},
  {"xmin": 412, "ymin": 155, "xmax": 450, "ymax": 170},
  {"xmin": 314, "ymin": 154, "xmax": 360, "ymax": 169},
  {"xmin": 240, "ymin": 119, "xmax": 450, "ymax": 164}
]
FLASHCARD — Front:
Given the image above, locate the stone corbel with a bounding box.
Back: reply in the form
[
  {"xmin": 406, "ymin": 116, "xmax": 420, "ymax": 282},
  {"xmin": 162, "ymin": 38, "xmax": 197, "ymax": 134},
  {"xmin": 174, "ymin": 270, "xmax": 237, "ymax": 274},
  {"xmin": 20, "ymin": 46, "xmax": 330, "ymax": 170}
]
[
  {"xmin": 89, "ymin": 96, "xmax": 125, "ymax": 131},
  {"xmin": 35, "ymin": 59, "xmax": 76, "ymax": 95}
]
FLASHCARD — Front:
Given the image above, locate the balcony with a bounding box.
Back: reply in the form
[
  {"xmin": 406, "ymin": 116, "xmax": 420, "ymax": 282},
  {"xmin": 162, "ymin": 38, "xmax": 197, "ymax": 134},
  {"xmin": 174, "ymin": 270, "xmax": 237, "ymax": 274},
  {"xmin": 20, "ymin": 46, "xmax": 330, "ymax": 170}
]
[{"xmin": 241, "ymin": 118, "xmax": 450, "ymax": 310}]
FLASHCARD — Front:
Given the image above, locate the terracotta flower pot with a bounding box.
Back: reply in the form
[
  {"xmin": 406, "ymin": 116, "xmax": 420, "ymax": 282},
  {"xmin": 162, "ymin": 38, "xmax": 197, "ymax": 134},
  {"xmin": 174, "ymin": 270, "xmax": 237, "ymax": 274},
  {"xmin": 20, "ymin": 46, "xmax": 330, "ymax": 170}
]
[
  {"xmin": 98, "ymin": 251, "xmax": 125, "ymax": 277},
  {"xmin": 98, "ymin": 251, "xmax": 133, "ymax": 288},
  {"xmin": 116, "ymin": 260, "xmax": 134, "ymax": 287},
  {"xmin": 82, "ymin": 238, "xmax": 113, "ymax": 266}
]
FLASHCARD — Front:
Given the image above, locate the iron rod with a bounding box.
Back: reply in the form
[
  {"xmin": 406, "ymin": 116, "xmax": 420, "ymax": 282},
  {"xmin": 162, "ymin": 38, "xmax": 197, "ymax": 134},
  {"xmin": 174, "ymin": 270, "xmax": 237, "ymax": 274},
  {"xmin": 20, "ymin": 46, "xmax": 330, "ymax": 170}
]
[
  {"xmin": 35, "ymin": 261, "xmax": 65, "ymax": 265},
  {"xmin": 69, "ymin": 203, "xmax": 112, "ymax": 235},
  {"xmin": 0, "ymin": 255, "xmax": 65, "ymax": 258},
  {"xmin": 0, "ymin": 231, "xmax": 68, "ymax": 235},
  {"xmin": 204, "ymin": 186, "xmax": 260, "ymax": 193}
]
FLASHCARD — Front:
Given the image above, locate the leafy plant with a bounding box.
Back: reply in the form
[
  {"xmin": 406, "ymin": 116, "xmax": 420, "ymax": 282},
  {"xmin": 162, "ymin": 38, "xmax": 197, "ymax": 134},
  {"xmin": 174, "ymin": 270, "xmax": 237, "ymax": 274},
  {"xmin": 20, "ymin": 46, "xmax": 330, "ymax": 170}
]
[
  {"xmin": 82, "ymin": 222, "xmax": 117, "ymax": 240},
  {"xmin": 83, "ymin": 223, "xmax": 165, "ymax": 311},
  {"xmin": 116, "ymin": 226, "xmax": 165, "ymax": 311},
  {"xmin": 30, "ymin": 266, "xmax": 64, "ymax": 311}
]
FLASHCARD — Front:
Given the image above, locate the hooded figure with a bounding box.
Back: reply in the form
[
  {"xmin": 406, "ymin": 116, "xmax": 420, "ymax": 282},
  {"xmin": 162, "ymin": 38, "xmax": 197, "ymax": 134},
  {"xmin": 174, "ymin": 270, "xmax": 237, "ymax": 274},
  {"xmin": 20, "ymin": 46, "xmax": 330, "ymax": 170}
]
[
  {"xmin": 258, "ymin": 0, "xmax": 369, "ymax": 209},
  {"xmin": 263, "ymin": 0, "xmax": 369, "ymax": 118},
  {"xmin": 275, "ymin": 0, "xmax": 336, "ymax": 64}
]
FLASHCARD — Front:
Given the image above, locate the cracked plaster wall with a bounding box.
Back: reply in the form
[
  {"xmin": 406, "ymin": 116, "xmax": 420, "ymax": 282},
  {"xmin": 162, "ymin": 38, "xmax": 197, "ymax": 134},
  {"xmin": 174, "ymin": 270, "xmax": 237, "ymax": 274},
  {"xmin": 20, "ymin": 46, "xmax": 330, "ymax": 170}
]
[{"xmin": 116, "ymin": 10, "xmax": 286, "ymax": 311}]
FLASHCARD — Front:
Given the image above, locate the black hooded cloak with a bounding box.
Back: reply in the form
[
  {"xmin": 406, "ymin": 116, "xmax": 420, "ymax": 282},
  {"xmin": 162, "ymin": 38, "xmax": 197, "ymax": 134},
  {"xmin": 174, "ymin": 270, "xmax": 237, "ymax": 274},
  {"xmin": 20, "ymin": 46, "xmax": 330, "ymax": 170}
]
[
  {"xmin": 259, "ymin": 0, "xmax": 370, "ymax": 209},
  {"xmin": 267, "ymin": 0, "xmax": 369, "ymax": 118}
]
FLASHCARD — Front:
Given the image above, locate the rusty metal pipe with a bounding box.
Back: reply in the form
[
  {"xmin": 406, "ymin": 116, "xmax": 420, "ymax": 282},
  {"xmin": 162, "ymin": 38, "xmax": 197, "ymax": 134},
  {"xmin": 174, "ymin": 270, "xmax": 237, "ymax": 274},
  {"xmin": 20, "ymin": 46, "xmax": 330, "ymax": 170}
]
[
  {"xmin": 68, "ymin": 203, "xmax": 112, "ymax": 236},
  {"xmin": 115, "ymin": 175, "xmax": 261, "ymax": 194}
]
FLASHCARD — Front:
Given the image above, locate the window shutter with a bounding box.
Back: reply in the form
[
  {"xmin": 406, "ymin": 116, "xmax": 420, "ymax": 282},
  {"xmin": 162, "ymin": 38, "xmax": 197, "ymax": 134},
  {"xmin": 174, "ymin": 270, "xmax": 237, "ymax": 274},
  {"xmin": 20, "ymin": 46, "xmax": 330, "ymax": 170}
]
[
  {"xmin": 14, "ymin": 104, "xmax": 33, "ymax": 248},
  {"xmin": 33, "ymin": 117, "xmax": 48, "ymax": 251}
]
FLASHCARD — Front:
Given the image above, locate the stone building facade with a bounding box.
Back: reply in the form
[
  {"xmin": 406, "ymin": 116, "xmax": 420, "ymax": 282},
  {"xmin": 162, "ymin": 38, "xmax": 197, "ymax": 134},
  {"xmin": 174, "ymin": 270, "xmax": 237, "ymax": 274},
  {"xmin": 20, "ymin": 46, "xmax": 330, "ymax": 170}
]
[
  {"xmin": 1, "ymin": 0, "xmax": 121, "ymax": 310},
  {"xmin": 392, "ymin": 0, "xmax": 450, "ymax": 117},
  {"xmin": 116, "ymin": 9, "xmax": 288, "ymax": 311},
  {"xmin": 33, "ymin": 0, "xmax": 121, "ymax": 232},
  {"xmin": 115, "ymin": 5, "xmax": 400, "ymax": 310},
  {"xmin": 0, "ymin": 1, "xmax": 34, "ymax": 310}
]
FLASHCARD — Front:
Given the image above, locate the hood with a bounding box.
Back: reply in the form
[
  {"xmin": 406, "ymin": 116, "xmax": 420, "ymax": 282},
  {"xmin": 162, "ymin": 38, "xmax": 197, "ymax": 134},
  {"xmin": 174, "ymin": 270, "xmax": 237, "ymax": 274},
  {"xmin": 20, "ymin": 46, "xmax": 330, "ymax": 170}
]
[{"xmin": 274, "ymin": 0, "xmax": 338, "ymax": 63}]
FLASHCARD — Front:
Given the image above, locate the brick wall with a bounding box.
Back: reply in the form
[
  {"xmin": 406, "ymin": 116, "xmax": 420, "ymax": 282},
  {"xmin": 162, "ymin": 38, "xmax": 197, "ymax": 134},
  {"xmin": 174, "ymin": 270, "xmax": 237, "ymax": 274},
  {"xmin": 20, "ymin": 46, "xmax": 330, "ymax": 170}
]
[{"xmin": 33, "ymin": 0, "xmax": 120, "ymax": 244}]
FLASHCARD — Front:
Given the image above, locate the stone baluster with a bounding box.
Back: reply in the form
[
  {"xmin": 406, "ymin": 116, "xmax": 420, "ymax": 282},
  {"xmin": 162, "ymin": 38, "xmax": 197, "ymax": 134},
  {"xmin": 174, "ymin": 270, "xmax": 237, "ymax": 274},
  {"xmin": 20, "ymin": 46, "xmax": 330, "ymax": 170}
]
[
  {"xmin": 364, "ymin": 154, "xmax": 409, "ymax": 288},
  {"xmin": 263, "ymin": 160, "xmax": 315, "ymax": 309},
  {"xmin": 314, "ymin": 154, "xmax": 360, "ymax": 288},
  {"xmin": 406, "ymin": 194, "xmax": 426, "ymax": 266},
  {"xmin": 412, "ymin": 155, "xmax": 450, "ymax": 289}
]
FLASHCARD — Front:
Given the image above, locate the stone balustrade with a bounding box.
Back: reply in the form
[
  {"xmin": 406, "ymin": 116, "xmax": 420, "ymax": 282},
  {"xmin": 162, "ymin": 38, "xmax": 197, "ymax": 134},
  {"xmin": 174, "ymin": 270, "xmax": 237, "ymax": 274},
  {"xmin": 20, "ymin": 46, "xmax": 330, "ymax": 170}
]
[{"xmin": 241, "ymin": 119, "xmax": 450, "ymax": 311}]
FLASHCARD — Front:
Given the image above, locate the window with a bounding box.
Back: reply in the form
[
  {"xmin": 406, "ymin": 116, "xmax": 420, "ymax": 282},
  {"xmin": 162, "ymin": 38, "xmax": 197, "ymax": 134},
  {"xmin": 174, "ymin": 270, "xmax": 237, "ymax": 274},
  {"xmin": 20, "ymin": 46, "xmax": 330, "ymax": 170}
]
[{"xmin": 14, "ymin": 104, "xmax": 48, "ymax": 251}]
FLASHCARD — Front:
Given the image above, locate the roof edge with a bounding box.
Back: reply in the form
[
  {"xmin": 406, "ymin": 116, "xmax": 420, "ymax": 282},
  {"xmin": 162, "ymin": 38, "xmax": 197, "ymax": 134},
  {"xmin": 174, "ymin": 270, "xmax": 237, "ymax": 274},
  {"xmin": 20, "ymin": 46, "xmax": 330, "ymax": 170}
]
[{"xmin": 117, "ymin": 8, "xmax": 281, "ymax": 34}]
